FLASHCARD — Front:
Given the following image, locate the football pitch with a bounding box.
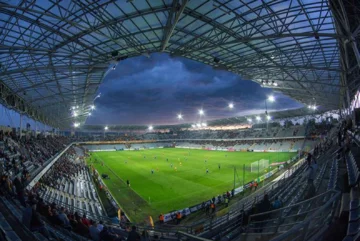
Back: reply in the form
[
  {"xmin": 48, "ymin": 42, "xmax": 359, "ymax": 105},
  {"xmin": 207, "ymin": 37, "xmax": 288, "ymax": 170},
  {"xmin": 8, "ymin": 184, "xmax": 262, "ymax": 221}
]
[{"xmin": 88, "ymin": 149, "xmax": 296, "ymax": 222}]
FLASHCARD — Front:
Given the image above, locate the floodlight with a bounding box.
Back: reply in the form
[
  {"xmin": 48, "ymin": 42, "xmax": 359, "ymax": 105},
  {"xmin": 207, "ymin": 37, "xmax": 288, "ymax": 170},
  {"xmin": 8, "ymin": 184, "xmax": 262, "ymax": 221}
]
[
  {"xmin": 268, "ymin": 95, "xmax": 275, "ymax": 102},
  {"xmin": 266, "ymin": 115, "xmax": 271, "ymax": 120},
  {"xmin": 88, "ymin": 113, "xmax": 91, "ymax": 116},
  {"xmin": 196, "ymin": 123, "xmax": 201, "ymax": 127},
  {"xmin": 73, "ymin": 122, "xmax": 80, "ymax": 128},
  {"xmin": 256, "ymin": 116, "xmax": 261, "ymax": 121},
  {"xmin": 273, "ymin": 82, "xmax": 278, "ymax": 87},
  {"xmin": 71, "ymin": 106, "xmax": 76, "ymax": 110},
  {"xmin": 104, "ymin": 126, "xmax": 108, "ymax": 130},
  {"xmin": 90, "ymin": 105, "xmax": 95, "ymax": 110},
  {"xmin": 76, "ymin": 105, "xmax": 79, "ymax": 109},
  {"xmin": 228, "ymin": 103, "xmax": 234, "ymax": 109},
  {"xmin": 177, "ymin": 114, "xmax": 183, "ymax": 120},
  {"xmin": 199, "ymin": 109, "xmax": 204, "ymax": 116},
  {"xmin": 202, "ymin": 123, "xmax": 207, "ymax": 127},
  {"xmin": 148, "ymin": 126, "xmax": 153, "ymax": 131},
  {"xmin": 72, "ymin": 111, "xmax": 78, "ymax": 117},
  {"xmin": 312, "ymin": 105, "xmax": 317, "ymax": 110},
  {"xmin": 247, "ymin": 118, "xmax": 252, "ymax": 122},
  {"xmin": 191, "ymin": 124, "xmax": 196, "ymax": 128}
]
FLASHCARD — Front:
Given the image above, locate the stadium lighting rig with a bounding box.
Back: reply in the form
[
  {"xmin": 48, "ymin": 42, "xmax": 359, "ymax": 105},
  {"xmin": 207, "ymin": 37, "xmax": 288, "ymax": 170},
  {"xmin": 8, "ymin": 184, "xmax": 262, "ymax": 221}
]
[
  {"xmin": 268, "ymin": 95, "xmax": 275, "ymax": 102},
  {"xmin": 266, "ymin": 115, "xmax": 272, "ymax": 121},
  {"xmin": 198, "ymin": 109, "xmax": 204, "ymax": 116},
  {"xmin": 73, "ymin": 122, "xmax": 80, "ymax": 128},
  {"xmin": 228, "ymin": 103, "xmax": 234, "ymax": 109},
  {"xmin": 308, "ymin": 105, "xmax": 317, "ymax": 110},
  {"xmin": 148, "ymin": 125, "xmax": 153, "ymax": 131},
  {"xmin": 256, "ymin": 116, "xmax": 261, "ymax": 121},
  {"xmin": 196, "ymin": 123, "xmax": 201, "ymax": 127},
  {"xmin": 201, "ymin": 123, "xmax": 207, "ymax": 127},
  {"xmin": 260, "ymin": 80, "xmax": 278, "ymax": 87},
  {"xmin": 88, "ymin": 113, "xmax": 91, "ymax": 116},
  {"xmin": 247, "ymin": 118, "xmax": 252, "ymax": 123},
  {"xmin": 191, "ymin": 124, "xmax": 196, "ymax": 128},
  {"xmin": 104, "ymin": 126, "xmax": 109, "ymax": 130},
  {"xmin": 90, "ymin": 105, "xmax": 95, "ymax": 110},
  {"xmin": 72, "ymin": 111, "xmax": 78, "ymax": 117},
  {"xmin": 177, "ymin": 114, "xmax": 183, "ymax": 120}
]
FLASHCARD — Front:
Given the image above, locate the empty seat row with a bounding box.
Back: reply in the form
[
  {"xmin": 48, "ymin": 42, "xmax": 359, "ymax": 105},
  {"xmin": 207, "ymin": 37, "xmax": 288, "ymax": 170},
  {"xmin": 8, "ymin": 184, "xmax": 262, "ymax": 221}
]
[
  {"xmin": 328, "ymin": 159, "xmax": 339, "ymax": 190},
  {"xmin": 343, "ymin": 190, "xmax": 360, "ymax": 241},
  {"xmin": 345, "ymin": 152, "xmax": 359, "ymax": 187}
]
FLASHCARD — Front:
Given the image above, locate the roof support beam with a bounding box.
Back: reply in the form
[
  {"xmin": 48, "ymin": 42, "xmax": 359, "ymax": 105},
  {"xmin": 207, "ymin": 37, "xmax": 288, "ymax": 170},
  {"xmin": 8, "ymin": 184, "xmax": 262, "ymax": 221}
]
[
  {"xmin": 161, "ymin": 0, "xmax": 188, "ymax": 52},
  {"xmin": 0, "ymin": 64, "xmax": 108, "ymax": 76}
]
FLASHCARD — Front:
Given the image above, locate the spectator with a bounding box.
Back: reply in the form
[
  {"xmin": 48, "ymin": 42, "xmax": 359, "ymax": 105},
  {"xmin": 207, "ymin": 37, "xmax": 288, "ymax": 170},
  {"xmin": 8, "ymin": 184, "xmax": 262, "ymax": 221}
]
[
  {"xmin": 75, "ymin": 217, "xmax": 89, "ymax": 236},
  {"xmin": 58, "ymin": 207, "xmax": 71, "ymax": 228},
  {"xmin": 272, "ymin": 197, "xmax": 282, "ymax": 209},
  {"xmin": 22, "ymin": 201, "xmax": 51, "ymax": 239},
  {"xmin": 89, "ymin": 220, "xmax": 100, "ymax": 241},
  {"xmin": 82, "ymin": 214, "xmax": 91, "ymax": 226},
  {"xmin": 308, "ymin": 160, "xmax": 318, "ymax": 184},
  {"xmin": 97, "ymin": 220, "xmax": 104, "ymax": 232},
  {"xmin": 127, "ymin": 226, "xmax": 141, "ymax": 241}
]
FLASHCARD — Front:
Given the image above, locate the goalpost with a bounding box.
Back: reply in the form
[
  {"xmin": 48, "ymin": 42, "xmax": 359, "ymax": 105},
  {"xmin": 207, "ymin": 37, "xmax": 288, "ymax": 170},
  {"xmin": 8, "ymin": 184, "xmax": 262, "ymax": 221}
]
[{"xmin": 251, "ymin": 159, "xmax": 270, "ymax": 173}]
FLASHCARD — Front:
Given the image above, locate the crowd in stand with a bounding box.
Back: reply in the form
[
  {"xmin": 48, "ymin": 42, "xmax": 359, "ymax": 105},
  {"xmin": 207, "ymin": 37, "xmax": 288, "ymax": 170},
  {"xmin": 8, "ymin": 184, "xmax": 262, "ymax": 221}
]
[
  {"xmin": 23, "ymin": 186, "xmax": 124, "ymax": 241},
  {"xmin": 40, "ymin": 148, "xmax": 83, "ymax": 188}
]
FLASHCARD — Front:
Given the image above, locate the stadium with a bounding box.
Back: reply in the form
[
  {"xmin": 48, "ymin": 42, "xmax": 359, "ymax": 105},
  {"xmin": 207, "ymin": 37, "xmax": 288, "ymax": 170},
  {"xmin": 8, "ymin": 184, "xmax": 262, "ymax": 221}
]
[{"xmin": 0, "ymin": 1, "xmax": 360, "ymax": 241}]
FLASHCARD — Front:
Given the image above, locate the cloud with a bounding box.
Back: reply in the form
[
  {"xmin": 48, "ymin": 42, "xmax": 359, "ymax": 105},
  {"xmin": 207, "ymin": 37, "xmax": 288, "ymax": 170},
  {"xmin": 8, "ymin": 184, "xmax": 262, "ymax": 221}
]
[{"xmin": 86, "ymin": 53, "xmax": 302, "ymax": 125}]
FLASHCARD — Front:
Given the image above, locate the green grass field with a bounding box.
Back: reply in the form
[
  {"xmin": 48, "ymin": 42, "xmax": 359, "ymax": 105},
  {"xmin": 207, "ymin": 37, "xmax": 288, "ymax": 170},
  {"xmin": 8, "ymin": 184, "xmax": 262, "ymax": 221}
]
[{"xmin": 88, "ymin": 149, "xmax": 296, "ymax": 222}]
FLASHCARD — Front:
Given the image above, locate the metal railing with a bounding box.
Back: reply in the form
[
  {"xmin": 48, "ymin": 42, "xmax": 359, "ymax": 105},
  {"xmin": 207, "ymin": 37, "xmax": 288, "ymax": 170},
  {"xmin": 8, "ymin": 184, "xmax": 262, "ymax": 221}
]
[
  {"xmin": 245, "ymin": 190, "xmax": 340, "ymax": 240},
  {"xmin": 269, "ymin": 190, "xmax": 340, "ymax": 241}
]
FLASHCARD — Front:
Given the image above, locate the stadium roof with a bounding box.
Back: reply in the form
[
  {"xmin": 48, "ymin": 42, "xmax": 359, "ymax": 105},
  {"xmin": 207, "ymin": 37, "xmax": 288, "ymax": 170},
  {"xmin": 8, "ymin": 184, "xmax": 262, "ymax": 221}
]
[{"xmin": 0, "ymin": 0, "xmax": 359, "ymax": 128}]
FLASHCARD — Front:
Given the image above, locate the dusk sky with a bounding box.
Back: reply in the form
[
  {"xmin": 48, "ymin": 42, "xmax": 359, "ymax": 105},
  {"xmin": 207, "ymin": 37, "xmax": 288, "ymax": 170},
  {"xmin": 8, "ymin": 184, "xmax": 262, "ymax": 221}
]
[{"xmin": 86, "ymin": 53, "xmax": 303, "ymax": 125}]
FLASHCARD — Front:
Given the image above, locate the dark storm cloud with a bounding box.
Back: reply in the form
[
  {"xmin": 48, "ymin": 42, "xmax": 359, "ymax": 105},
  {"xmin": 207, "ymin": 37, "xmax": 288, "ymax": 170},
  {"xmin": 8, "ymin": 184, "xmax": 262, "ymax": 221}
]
[{"xmin": 87, "ymin": 53, "xmax": 302, "ymax": 125}]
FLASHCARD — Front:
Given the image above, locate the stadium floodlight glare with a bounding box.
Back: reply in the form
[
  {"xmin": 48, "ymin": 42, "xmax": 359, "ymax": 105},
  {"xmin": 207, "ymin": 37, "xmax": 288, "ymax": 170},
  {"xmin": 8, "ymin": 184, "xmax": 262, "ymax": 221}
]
[
  {"xmin": 88, "ymin": 113, "xmax": 91, "ymax": 116},
  {"xmin": 268, "ymin": 95, "xmax": 275, "ymax": 102},
  {"xmin": 71, "ymin": 106, "xmax": 76, "ymax": 110},
  {"xmin": 177, "ymin": 114, "xmax": 183, "ymax": 120},
  {"xmin": 72, "ymin": 111, "xmax": 78, "ymax": 117},
  {"xmin": 196, "ymin": 123, "xmax": 201, "ymax": 127},
  {"xmin": 312, "ymin": 105, "xmax": 317, "ymax": 110},
  {"xmin": 201, "ymin": 123, "xmax": 207, "ymax": 127},
  {"xmin": 199, "ymin": 109, "xmax": 204, "ymax": 116},
  {"xmin": 266, "ymin": 115, "xmax": 271, "ymax": 120},
  {"xmin": 228, "ymin": 103, "xmax": 234, "ymax": 109},
  {"xmin": 247, "ymin": 118, "xmax": 252, "ymax": 122},
  {"xmin": 256, "ymin": 116, "xmax": 261, "ymax": 121},
  {"xmin": 73, "ymin": 122, "xmax": 80, "ymax": 128},
  {"xmin": 90, "ymin": 105, "xmax": 95, "ymax": 110},
  {"xmin": 148, "ymin": 126, "xmax": 153, "ymax": 131},
  {"xmin": 273, "ymin": 82, "xmax": 278, "ymax": 87},
  {"xmin": 104, "ymin": 126, "xmax": 108, "ymax": 130},
  {"xmin": 191, "ymin": 124, "xmax": 196, "ymax": 128}
]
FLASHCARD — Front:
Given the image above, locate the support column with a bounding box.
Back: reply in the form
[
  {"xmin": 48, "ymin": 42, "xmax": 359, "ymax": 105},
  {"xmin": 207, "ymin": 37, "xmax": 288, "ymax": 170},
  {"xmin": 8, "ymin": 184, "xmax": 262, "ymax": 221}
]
[
  {"xmin": 351, "ymin": 38, "xmax": 360, "ymax": 69},
  {"xmin": 19, "ymin": 114, "xmax": 22, "ymax": 138}
]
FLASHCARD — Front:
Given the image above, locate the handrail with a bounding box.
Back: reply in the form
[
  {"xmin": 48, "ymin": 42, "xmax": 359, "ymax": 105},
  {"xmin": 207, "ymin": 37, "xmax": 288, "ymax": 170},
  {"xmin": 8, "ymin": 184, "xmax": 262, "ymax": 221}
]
[
  {"xmin": 26, "ymin": 142, "xmax": 75, "ymax": 189},
  {"xmin": 248, "ymin": 190, "xmax": 338, "ymax": 221},
  {"xmin": 269, "ymin": 190, "xmax": 341, "ymax": 241}
]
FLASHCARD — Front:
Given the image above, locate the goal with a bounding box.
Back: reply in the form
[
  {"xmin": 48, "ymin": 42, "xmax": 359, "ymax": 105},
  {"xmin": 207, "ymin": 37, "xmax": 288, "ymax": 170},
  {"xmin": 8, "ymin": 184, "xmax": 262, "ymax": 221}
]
[{"xmin": 251, "ymin": 159, "xmax": 270, "ymax": 173}]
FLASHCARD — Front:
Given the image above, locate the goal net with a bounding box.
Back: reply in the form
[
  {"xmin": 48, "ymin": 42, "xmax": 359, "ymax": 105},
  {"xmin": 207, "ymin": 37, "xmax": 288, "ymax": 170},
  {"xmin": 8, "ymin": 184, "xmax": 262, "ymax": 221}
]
[{"xmin": 251, "ymin": 159, "xmax": 270, "ymax": 173}]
